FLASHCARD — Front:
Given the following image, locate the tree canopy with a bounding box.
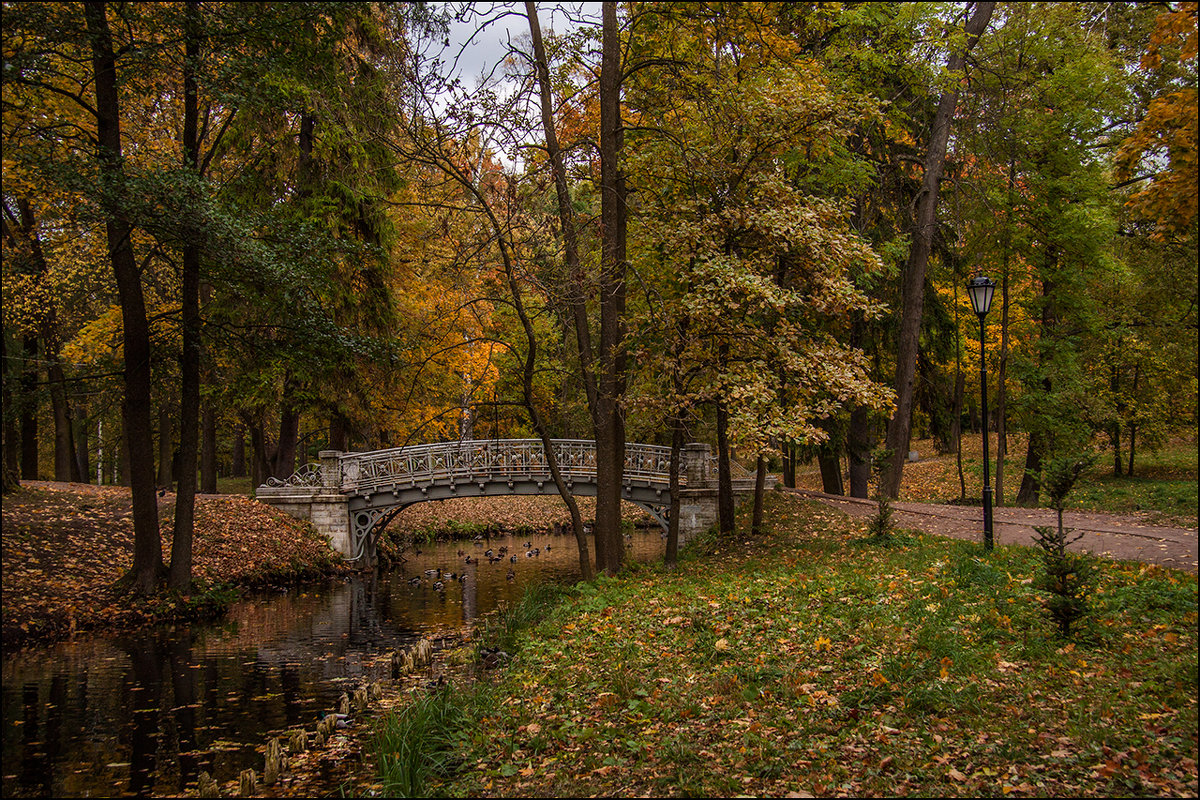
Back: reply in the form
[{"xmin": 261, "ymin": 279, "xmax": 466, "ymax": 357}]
[{"xmin": 3, "ymin": 1, "xmax": 1195, "ymax": 582}]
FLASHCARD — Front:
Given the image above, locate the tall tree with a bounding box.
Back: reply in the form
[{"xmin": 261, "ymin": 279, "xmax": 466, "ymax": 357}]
[
  {"xmin": 85, "ymin": 0, "xmax": 163, "ymax": 591},
  {"xmin": 594, "ymin": 1, "xmax": 630, "ymax": 573},
  {"xmin": 170, "ymin": 0, "xmax": 203, "ymax": 590},
  {"xmin": 881, "ymin": 1, "xmax": 994, "ymax": 498}
]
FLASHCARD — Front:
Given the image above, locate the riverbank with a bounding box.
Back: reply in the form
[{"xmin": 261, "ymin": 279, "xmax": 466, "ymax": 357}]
[
  {"xmin": 368, "ymin": 491, "xmax": 1197, "ymax": 798},
  {"xmin": 1, "ymin": 482, "xmax": 347, "ymax": 647}
]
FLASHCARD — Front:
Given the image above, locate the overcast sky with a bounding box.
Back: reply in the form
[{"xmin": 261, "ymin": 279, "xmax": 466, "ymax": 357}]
[{"xmin": 439, "ymin": 2, "xmax": 598, "ymax": 89}]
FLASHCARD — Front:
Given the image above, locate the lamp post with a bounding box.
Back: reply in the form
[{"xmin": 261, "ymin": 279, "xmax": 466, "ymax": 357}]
[{"xmin": 967, "ymin": 275, "xmax": 996, "ymax": 551}]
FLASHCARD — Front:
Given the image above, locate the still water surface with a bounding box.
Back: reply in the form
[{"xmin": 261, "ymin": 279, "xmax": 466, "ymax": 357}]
[{"xmin": 2, "ymin": 527, "xmax": 668, "ymax": 797}]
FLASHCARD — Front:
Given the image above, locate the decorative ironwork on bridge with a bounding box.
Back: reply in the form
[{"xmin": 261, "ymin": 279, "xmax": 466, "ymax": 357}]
[
  {"xmin": 257, "ymin": 439, "xmax": 758, "ymax": 564},
  {"xmin": 332, "ymin": 439, "xmax": 684, "ymax": 495}
]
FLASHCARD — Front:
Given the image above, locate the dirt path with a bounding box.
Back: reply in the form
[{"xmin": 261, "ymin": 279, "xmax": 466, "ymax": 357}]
[{"xmin": 784, "ymin": 488, "xmax": 1199, "ymax": 573}]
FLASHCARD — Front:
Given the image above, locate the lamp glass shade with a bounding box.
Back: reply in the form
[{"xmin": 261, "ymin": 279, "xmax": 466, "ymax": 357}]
[{"xmin": 967, "ymin": 276, "xmax": 996, "ymax": 316}]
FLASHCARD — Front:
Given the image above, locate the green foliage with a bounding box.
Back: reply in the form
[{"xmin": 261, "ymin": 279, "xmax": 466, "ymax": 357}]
[
  {"xmin": 1040, "ymin": 452, "xmax": 1095, "ymax": 511},
  {"xmin": 1032, "ymin": 524, "xmax": 1095, "ymax": 638},
  {"xmin": 477, "ymin": 581, "xmax": 571, "ymax": 658},
  {"xmin": 865, "ymin": 446, "xmax": 896, "ymax": 542},
  {"xmin": 1032, "ymin": 452, "xmax": 1099, "ymax": 637},
  {"xmin": 374, "ymin": 687, "xmax": 468, "ymax": 798}
]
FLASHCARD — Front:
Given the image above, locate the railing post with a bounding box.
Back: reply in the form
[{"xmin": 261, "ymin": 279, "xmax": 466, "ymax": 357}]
[
  {"xmin": 683, "ymin": 442, "xmax": 712, "ymax": 487},
  {"xmin": 319, "ymin": 450, "xmax": 343, "ymax": 491}
]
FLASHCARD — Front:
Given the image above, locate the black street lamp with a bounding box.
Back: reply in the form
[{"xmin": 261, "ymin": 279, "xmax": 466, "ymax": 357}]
[{"xmin": 967, "ymin": 275, "xmax": 996, "ymax": 551}]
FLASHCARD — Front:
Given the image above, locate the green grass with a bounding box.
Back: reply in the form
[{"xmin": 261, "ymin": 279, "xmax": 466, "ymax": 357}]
[
  {"xmin": 1057, "ymin": 439, "xmax": 1196, "ymax": 524},
  {"xmin": 215, "ymin": 475, "xmax": 256, "ymax": 496},
  {"xmin": 879, "ymin": 435, "xmax": 1198, "ymax": 527},
  {"xmin": 386, "ymin": 492, "xmax": 1198, "ymax": 798},
  {"xmin": 374, "ymin": 688, "xmax": 471, "ymax": 797}
]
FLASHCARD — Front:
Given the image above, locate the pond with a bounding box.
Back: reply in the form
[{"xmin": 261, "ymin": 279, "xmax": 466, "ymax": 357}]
[{"xmin": 1, "ymin": 525, "xmax": 669, "ymax": 798}]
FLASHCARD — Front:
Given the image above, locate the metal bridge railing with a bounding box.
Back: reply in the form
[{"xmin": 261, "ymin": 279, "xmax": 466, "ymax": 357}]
[{"xmin": 333, "ymin": 439, "xmax": 684, "ymax": 495}]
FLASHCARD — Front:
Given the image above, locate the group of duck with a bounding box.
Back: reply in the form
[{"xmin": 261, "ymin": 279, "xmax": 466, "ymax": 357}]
[{"xmin": 409, "ymin": 539, "xmax": 553, "ymax": 590}]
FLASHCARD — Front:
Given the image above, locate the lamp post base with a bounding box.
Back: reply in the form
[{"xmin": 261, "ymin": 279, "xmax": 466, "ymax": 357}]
[{"xmin": 983, "ymin": 485, "xmax": 994, "ymax": 551}]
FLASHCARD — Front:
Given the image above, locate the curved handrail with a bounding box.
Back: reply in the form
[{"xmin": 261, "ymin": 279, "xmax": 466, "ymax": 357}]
[
  {"xmin": 263, "ymin": 463, "xmax": 323, "ymax": 487},
  {"xmin": 260, "ymin": 439, "xmax": 723, "ymax": 497},
  {"xmin": 340, "ymin": 439, "xmax": 681, "ymax": 495}
]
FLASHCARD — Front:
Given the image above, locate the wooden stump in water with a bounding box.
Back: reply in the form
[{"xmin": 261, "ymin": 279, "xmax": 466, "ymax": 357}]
[
  {"xmin": 196, "ymin": 770, "xmax": 221, "ymax": 798},
  {"xmin": 263, "ymin": 737, "xmax": 284, "ymax": 786},
  {"xmin": 238, "ymin": 768, "xmax": 257, "ymax": 797}
]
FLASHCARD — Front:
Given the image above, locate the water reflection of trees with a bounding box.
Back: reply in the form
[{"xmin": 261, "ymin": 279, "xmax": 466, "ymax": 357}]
[{"xmin": 2, "ymin": 529, "xmax": 670, "ymax": 797}]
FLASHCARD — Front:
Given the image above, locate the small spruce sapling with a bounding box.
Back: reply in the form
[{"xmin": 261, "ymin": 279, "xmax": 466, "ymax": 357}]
[
  {"xmin": 867, "ymin": 447, "xmax": 896, "ymax": 542},
  {"xmin": 1032, "ymin": 452, "xmax": 1096, "ymax": 637}
]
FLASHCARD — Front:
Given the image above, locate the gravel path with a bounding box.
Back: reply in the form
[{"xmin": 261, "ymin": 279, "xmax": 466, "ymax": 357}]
[{"xmin": 784, "ymin": 488, "xmax": 1199, "ymax": 573}]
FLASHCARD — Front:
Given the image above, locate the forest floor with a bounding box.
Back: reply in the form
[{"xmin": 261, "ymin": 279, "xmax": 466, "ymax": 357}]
[
  {"xmin": 0, "ymin": 482, "xmax": 347, "ymax": 646},
  {"xmin": 795, "ymin": 434, "xmax": 1199, "ymax": 529},
  {"xmin": 351, "ymin": 491, "xmax": 1196, "ymax": 799}
]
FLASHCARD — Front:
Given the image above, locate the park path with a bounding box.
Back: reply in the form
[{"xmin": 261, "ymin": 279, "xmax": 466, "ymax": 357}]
[{"xmin": 784, "ymin": 488, "xmax": 1199, "ymax": 574}]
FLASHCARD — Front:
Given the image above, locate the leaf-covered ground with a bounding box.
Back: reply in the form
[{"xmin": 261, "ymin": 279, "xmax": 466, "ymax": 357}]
[
  {"xmin": 1, "ymin": 482, "xmax": 344, "ymax": 645},
  {"xmin": 794, "ymin": 435, "xmax": 1198, "ymax": 528},
  {"xmin": 401, "ymin": 492, "xmax": 1198, "ymax": 798},
  {"xmin": 390, "ymin": 495, "xmax": 656, "ymax": 537}
]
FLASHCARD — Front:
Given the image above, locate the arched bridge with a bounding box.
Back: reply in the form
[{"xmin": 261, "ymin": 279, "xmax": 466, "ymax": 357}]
[{"xmin": 256, "ymin": 439, "xmax": 762, "ymax": 563}]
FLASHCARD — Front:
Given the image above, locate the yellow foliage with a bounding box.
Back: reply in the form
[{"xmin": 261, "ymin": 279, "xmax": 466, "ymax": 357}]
[{"xmin": 1117, "ymin": 2, "xmax": 1199, "ymax": 237}]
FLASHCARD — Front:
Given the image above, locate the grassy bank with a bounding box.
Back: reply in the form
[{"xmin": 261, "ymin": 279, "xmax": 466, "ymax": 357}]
[{"xmin": 373, "ymin": 491, "xmax": 1198, "ymax": 797}]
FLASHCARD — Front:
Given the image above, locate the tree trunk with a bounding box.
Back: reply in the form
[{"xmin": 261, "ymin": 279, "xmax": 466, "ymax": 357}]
[
  {"xmin": 951, "ymin": 279, "xmax": 966, "ymax": 500},
  {"xmin": 781, "ymin": 440, "xmax": 796, "ymax": 488},
  {"xmin": 1016, "ymin": 259, "xmax": 1055, "ymax": 506},
  {"xmin": 87, "ymin": 0, "xmax": 162, "ymax": 592},
  {"xmin": 170, "ymin": 0, "xmax": 202, "ymax": 591},
  {"xmin": 1127, "ymin": 365, "xmax": 1139, "ymax": 476},
  {"xmin": 818, "ymin": 449, "xmax": 844, "ymax": 495},
  {"xmin": 526, "ymin": 0, "xmax": 614, "ymax": 576},
  {"xmin": 995, "ymin": 260, "xmax": 1010, "ymax": 506},
  {"xmin": 1127, "ymin": 423, "xmax": 1137, "ymax": 477},
  {"xmin": 847, "ymin": 403, "xmax": 873, "ymax": 499},
  {"xmin": 271, "ymin": 402, "xmax": 301, "ymax": 479},
  {"xmin": 665, "ymin": 414, "xmax": 684, "ymax": 568},
  {"xmin": 246, "ymin": 417, "xmax": 268, "ymax": 489},
  {"xmin": 595, "ymin": 0, "xmax": 629, "ymax": 575},
  {"xmin": 200, "ymin": 402, "xmax": 217, "ymax": 493},
  {"xmin": 2, "ymin": 335, "xmax": 19, "ymax": 491},
  {"xmin": 20, "ymin": 336, "xmax": 38, "ymax": 480},
  {"xmin": 1016, "ymin": 430, "xmax": 1043, "ymax": 506},
  {"xmin": 716, "ymin": 396, "xmax": 734, "ymax": 534},
  {"xmin": 752, "ymin": 454, "xmax": 767, "ymax": 534},
  {"xmin": 232, "ymin": 423, "xmax": 245, "ymax": 477},
  {"xmin": 1110, "ymin": 363, "xmax": 1124, "ymax": 476},
  {"xmin": 882, "ymin": 1, "xmax": 995, "ymax": 497},
  {"xmin": 329, "ymin": 413, "xmax": 349, "ymax": 452},
  {"xmin": 11, "ymin": 201, "xmax": 50, "ymax": 482},
  {"xmin": 119, "ymin": 422, "xmax": 131, "ymax": 486},
  {"xmin": 48, "ymin": 359, "xmax": 77, "ymax": 481},
  {"xmin": 847, "ymin": 310, "xmax": 873, "ymax": 499},
  {"xmin": 74, "ymin": 405, "xmax": 90, "ymax": 483}
]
